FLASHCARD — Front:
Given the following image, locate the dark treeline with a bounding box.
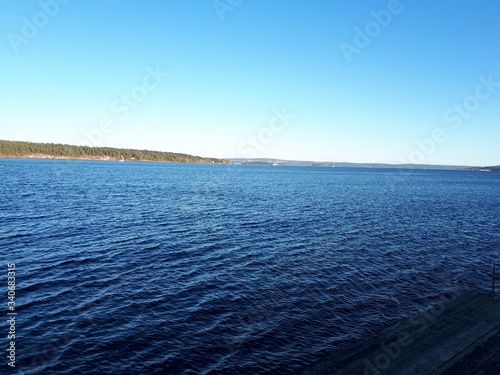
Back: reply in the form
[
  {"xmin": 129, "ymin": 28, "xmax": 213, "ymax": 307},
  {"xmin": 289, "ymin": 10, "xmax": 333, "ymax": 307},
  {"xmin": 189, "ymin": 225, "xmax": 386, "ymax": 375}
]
[{"xmin": 0, "ymin": 140, "xmax": 229, "ymax": 164}]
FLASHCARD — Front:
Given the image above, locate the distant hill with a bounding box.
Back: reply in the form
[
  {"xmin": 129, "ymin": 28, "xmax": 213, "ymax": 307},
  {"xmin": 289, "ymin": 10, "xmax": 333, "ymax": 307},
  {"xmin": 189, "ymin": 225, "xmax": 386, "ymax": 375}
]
[
  {"xmin": 228, "ymin": 158, "xmax": 473, "ymax": 170},
  {"xmin": 464, "ymin": 165, "xmax": 500, "ymax": 172},
  {"xmin": 0, "ymin": 140, "xmax": 229, "ymax": 164}
]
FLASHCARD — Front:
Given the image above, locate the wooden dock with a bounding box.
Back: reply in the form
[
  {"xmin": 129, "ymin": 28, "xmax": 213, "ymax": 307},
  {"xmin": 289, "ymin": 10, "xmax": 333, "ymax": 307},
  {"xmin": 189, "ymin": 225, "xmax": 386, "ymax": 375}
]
[{"xmin": 301, "ymin": 291, "xmax": 500, "ymax": 375}]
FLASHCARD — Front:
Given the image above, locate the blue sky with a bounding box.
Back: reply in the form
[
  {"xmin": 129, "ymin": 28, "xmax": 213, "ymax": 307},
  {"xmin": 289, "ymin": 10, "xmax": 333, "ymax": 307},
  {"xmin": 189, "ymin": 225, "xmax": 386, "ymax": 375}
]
[{"xmin": 0, "ymin": 0, "xmax": 499, "ymax": 166}]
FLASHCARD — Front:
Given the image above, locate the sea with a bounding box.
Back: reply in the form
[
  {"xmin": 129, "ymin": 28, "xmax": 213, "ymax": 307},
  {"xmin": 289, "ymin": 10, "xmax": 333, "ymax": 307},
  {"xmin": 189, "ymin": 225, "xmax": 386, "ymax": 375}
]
[{"xmin": 1, "ymin": 159, "xmax": 499, "ymax": 374}]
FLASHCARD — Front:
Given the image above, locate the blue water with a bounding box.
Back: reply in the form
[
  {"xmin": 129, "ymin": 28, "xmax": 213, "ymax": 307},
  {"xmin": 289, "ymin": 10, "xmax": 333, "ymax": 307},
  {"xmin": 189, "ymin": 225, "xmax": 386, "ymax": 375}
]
[{"xmin": 1, "ymin": 159, "xmax": 499, "ymax": 374}]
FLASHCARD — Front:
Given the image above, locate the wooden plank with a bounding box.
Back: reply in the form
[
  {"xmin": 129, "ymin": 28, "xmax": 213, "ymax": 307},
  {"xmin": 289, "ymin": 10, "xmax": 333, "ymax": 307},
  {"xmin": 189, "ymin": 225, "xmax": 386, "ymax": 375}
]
[
  {"xmin": 334, "ymin": 294, "xmax": 494, "ymax": 375},
  {"xmin": 386, "ymin": 297, "xmax": 500, "ymax": 374},
  {"xmin": 300, "ymin": 292, "xmax": 500, "ymax": 375},
  {"xmin": 432, "ymin": 324, "xmax": 500, "ymax": 374},
  {"xmin": 395, "ymin": 321, "xmax": 498, "ymax": 375},
  {"xmin": 341, "ymin": 316, "xmax": 477, "ymax": 374}
]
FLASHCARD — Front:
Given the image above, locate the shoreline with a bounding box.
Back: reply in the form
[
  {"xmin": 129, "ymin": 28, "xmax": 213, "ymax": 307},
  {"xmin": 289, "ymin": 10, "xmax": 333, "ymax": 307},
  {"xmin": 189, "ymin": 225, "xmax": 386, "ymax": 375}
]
[{"xmin": 0, "ymin": 155, "xmax": 230, "ymax": 164}]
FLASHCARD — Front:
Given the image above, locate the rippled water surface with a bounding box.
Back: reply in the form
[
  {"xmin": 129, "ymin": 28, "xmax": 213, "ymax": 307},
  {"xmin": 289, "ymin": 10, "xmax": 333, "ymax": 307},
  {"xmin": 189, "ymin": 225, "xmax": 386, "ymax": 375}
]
[{"xmin": 1, "ymin": 159, "xmax": 499, "ymax": 374}]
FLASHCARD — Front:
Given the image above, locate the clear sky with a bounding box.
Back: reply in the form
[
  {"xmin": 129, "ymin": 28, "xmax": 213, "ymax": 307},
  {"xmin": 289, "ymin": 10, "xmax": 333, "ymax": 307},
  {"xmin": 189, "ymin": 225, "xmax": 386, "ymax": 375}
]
[{"xmin": 1, "ymin": 0, "xmax": 499, "ymax": 166}]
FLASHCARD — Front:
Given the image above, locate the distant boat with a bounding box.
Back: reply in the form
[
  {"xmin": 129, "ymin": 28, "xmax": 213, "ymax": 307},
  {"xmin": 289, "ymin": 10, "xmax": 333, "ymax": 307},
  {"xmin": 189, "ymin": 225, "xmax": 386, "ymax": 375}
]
[
  {"xmin": 119, "ymin": 155, "xmax": 125, "ymax": 162},
  {"xmin": 272, "ymin": 163, "xmax": 279, "ymax": 167}
]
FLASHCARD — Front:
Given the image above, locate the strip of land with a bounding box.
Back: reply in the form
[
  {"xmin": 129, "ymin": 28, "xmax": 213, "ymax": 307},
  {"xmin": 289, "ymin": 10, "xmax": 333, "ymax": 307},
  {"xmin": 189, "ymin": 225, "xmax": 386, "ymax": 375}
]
[
  {"xmin": 229, "ymin": 158, "xmax": 500, "ymax": 171},
  {"xmin": 0, "ymin": 139, "xmax": 229, "ymax": 164}
]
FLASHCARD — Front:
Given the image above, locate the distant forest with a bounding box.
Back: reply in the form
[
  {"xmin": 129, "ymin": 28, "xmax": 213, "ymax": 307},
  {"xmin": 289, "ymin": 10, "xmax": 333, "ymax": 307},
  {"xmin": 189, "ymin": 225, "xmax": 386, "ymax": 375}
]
[{"xmin": 0, "ymin": 140, "xmax": 228, "ymax": 164}]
